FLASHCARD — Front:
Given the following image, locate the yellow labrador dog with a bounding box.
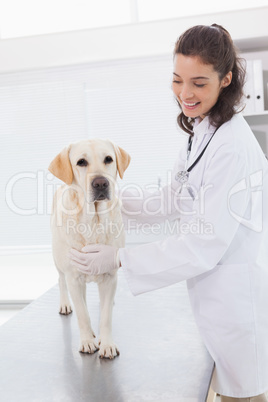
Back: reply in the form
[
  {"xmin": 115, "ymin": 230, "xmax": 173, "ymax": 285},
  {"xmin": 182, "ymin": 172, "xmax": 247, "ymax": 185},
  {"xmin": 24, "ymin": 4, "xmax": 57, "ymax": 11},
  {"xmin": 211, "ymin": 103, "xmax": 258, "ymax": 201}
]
[{"xmin": 48, "ymin": 139, "xmax": 130, "ymax": 359}]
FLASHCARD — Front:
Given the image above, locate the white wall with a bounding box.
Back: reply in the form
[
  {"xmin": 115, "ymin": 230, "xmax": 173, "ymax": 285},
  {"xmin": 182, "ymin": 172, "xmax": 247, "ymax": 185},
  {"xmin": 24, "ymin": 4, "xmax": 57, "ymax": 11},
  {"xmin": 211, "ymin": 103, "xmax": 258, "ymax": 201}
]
[
  {"xmin": 0, "ymin": 6, "xmax": 268, "ymax": 73},
  {"xmin": 1, "ymin": 6, "xmax": 268, "ymax": 302}
]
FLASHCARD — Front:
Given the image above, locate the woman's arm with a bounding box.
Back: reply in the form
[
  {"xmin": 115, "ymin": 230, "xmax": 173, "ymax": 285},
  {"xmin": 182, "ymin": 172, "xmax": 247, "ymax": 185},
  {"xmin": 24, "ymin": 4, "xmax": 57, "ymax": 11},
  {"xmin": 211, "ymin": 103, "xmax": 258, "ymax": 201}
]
[
  {"xmin": 120, "ymin": 147, "xmax": 252, "ymax": 295},
  {"xmin": 119, "ymin": 181, "xmax": 182, "ymax": 225},
  {"xmin": 119, "ymin": 136, "xmax": 189, "ymax": 226}
]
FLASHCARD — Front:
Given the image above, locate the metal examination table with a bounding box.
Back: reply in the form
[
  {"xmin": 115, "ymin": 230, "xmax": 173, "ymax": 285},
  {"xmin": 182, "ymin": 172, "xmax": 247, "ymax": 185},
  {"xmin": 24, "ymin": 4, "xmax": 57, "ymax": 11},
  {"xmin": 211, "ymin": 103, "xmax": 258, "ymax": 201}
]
[{"xmin": 0, "ymin": 271, "xmax": 214, "ymax": 402}]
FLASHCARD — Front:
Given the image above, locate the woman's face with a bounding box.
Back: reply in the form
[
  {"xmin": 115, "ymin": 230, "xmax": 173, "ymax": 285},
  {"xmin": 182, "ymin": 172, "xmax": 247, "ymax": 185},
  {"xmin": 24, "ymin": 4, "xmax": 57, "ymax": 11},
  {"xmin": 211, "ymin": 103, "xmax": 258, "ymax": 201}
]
[{"xmin": 172, "ymin": 54, "xmax": 232, "ymax": 120}]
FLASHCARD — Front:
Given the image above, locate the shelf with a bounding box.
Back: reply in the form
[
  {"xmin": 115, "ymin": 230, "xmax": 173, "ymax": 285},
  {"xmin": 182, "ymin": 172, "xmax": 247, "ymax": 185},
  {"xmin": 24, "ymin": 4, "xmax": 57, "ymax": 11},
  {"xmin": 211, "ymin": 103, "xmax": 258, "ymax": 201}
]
[{"xmin": 243, "ymin": 111, "xmax": 268, "ymax": 118}]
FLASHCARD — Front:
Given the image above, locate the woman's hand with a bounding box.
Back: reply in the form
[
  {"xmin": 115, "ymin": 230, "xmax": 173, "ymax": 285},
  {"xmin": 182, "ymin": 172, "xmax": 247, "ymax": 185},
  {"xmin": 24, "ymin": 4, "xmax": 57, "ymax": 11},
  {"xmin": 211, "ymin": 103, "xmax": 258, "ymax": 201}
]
[{"xmin": 69, "ymin": 244, "xmax": 120, "ymax": 275}]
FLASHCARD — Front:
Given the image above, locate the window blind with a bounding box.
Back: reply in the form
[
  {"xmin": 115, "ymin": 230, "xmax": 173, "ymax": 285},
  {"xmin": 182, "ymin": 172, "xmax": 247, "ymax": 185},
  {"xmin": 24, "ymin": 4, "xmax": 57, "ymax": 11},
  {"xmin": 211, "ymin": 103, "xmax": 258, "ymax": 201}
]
[{"xmin": 1, "ymin": 55, "xmax": 187, "ymax": 250}]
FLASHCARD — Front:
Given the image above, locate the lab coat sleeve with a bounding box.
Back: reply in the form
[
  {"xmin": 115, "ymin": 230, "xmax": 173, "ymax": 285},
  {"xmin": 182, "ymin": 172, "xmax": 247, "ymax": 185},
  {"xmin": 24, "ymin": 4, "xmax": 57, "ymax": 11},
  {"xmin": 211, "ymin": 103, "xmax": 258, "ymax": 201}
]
[
  {"xmin": 119, "ymin": 147, "xmax": 250, "ymax": 295},
  {"xmin": 119, "ymin": 141, "xmax": 188, "ymax": 226},
  {"xmin": 119, "ymin": 182, "xmax": 182, "ymax": 225}
]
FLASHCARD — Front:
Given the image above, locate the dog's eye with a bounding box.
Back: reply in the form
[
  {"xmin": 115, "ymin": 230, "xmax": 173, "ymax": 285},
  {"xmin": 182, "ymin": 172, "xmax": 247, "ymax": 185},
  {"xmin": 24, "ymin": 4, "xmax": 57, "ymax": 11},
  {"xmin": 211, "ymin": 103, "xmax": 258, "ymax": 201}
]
[
  {"xmin": 104, "ymin": 156, "xmax": 113, "ymax": 164},
  {"xmin": 77, "ymin": 159, "xmax": 88, "ymax": 167}
]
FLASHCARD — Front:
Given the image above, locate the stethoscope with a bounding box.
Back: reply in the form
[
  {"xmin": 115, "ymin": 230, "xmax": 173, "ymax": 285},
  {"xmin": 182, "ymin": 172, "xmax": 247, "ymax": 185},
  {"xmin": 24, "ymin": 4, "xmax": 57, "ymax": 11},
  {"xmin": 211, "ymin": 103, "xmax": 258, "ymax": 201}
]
[{"xmin": 175, "ymin": 126, "xmax": 220, "ymax": 199}]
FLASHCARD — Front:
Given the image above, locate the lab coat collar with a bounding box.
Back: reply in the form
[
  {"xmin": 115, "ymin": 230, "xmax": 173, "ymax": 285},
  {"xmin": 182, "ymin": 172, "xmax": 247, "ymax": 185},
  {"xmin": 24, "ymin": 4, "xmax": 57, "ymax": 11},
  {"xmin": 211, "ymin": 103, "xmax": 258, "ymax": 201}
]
[{"xmin": 193, "ymin": 116, "xmax": 216, "ymax": 138}]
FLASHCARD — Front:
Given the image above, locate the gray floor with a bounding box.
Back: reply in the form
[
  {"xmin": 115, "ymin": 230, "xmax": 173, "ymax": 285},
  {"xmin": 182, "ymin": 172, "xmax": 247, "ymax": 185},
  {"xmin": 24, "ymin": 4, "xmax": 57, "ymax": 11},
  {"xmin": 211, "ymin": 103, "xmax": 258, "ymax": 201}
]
[
  {"xmin": 0, "ymin": 272, "xmax": 214, "ymax": 402},
  {"xmin": 0, "ymin": 308, "xmax": 22, "ymax": 325}
]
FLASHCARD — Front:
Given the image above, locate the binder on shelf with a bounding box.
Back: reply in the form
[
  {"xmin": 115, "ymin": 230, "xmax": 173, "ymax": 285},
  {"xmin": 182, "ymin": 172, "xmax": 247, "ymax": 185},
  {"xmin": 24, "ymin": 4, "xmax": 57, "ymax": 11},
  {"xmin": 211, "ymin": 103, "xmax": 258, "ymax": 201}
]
[
  {"xmin": 243, "ymin": 59, "xmax": 265, "ymax": 116},
  {"xmin": 243, "ymin": 60, "xmax": 255, "ymax": 115},
  {"xmin": 253, "ymin": 59, "xmax": 265, "ymax": 114}
]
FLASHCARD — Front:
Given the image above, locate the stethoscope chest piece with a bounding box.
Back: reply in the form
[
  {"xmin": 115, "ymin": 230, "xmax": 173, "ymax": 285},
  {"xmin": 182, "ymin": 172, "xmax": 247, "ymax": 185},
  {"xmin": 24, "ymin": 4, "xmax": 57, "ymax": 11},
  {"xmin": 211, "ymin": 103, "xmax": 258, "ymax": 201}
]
[
  {"xmin": 175, "ymin": 126, "xmax": 220, "ymax": 185},
  {"xmin": 175, "ymin": 170, "xmax": 189, "ymax": 184}
]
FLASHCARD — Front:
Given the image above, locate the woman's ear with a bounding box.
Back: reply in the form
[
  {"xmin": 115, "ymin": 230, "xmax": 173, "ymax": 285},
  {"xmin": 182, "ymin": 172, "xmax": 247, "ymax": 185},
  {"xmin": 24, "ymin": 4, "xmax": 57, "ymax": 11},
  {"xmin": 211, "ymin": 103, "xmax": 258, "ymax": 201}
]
[
  {"xmin": 221, "ymin": 71, "xmax": 232, "ymax": 88},
  {"xmin": 48, "ymin": 145, "xmax": 73, "ymax": 185}
]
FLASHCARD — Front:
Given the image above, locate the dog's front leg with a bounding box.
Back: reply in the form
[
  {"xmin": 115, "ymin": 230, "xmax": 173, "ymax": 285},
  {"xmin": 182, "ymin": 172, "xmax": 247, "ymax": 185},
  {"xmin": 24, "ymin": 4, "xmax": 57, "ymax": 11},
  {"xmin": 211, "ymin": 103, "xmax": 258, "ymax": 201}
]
[
  {"xmin": 65, "ymin": 273, "xmax": 99, "ymax": 354},
  {"xmin": 58, "ymin": 271, "xmax": 73, "ymax": 315},
  {"xmin": 97, "ymin": 273, "xmax": 119, "ymax": 359}
]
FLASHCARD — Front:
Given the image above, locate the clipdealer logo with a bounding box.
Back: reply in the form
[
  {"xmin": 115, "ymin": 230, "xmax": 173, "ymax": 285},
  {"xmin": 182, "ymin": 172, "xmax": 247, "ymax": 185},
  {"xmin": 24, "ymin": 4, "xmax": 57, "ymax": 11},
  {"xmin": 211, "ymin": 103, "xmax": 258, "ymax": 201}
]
[
  {"xmin": 5, "ymin": 171, "xmax": 57, "ymax": 215},
  {"xmin": 4, "ymin": 168, "xmax": 265, "ymax": 235},
  {"xmin": 228, "ymin": 170, "xmax": 263, "ymax": 232}
]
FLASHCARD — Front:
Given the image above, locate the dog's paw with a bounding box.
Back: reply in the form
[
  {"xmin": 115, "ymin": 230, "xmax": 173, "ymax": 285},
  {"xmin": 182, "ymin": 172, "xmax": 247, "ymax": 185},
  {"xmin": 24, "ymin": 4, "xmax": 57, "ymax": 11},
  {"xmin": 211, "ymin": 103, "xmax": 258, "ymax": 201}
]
[
  {"xmin": 59, "ymin": 304, "xmax": 72, "ymax": 315},
  {"xmin": 98, "ymin": 339, "xmax": 120, "ymax": 359},
  {"xmin": 79, "ymin": 338, "xmax": 99, "ymax": 354}
]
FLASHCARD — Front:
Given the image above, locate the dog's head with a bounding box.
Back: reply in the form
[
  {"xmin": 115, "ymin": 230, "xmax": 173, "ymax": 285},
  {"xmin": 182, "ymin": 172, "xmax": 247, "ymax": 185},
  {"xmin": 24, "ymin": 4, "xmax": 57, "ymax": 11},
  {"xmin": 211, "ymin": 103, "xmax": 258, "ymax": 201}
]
[{"xmin": 48, "ymin": 139, "xmax": 130, "ymax": 202}]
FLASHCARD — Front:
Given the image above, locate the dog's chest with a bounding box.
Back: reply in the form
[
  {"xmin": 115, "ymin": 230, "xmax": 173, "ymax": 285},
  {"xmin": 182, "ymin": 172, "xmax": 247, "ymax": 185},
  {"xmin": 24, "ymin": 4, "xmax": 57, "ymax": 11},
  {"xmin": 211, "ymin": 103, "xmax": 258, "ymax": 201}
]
[{"xmin": 77, "ymin": 211, "xmax": 123, "ymax": 247}]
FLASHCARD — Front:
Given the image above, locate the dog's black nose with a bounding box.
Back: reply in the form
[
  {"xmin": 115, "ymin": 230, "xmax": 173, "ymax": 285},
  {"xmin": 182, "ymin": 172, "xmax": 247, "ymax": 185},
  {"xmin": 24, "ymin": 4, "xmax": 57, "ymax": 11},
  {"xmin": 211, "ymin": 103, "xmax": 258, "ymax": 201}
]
[{"xmin": 92, "ymin": 177, "xmax": 109, "ymax": 190}]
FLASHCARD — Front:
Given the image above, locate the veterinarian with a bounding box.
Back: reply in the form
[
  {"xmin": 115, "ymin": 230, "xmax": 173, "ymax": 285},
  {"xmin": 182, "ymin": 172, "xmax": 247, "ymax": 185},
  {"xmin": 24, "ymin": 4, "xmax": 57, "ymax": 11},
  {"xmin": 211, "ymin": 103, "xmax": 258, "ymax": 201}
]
[{"xmin": 70, "ymin": 24, "xmax": 268, "ymax": 402}]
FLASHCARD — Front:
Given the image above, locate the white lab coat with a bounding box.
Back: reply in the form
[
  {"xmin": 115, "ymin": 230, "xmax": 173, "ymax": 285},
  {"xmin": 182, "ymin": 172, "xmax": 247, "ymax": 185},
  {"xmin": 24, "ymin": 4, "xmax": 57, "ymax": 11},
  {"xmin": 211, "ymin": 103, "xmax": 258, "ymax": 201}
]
[{"xmin": 119, "ymin": 114, "xmax": 268, "ymax": 398}]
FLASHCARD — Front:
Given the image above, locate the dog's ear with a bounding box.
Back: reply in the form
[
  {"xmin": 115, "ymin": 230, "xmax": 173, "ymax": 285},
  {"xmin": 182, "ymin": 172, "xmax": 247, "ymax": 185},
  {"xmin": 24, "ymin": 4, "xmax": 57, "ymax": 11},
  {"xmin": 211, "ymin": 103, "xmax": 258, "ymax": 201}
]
[
  {"xmin": 113, "ymin": 144, "xmax": 131, "ymax": 179},
  {"xmin": 48, "ymin": 146, "xmax": 73, "ymax": 185}
]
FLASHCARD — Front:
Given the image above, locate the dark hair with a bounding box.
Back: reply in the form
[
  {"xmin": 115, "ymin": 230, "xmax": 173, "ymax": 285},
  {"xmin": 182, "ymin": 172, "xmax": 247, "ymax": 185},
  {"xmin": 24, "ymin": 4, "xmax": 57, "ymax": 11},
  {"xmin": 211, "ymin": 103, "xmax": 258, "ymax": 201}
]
[{"xmin": 174, "ymin": 24, "xmax": 246, "ymax": 135}]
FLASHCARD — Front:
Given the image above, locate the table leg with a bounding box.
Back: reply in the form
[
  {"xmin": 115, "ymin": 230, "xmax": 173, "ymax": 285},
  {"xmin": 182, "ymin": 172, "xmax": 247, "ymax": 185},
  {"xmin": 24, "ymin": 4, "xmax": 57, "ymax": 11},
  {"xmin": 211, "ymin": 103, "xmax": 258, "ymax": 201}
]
[{"xmin": 207, "ymin": 387, "xmax": 216, "ymax": 402}]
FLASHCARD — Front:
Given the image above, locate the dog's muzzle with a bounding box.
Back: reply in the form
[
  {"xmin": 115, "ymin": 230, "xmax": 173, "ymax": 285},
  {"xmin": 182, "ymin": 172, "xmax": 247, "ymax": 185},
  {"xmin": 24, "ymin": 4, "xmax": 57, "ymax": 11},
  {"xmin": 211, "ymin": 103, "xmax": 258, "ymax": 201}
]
[{"xmin": 92, "ymin": 176, "xmax": 110, "ymax": 201}]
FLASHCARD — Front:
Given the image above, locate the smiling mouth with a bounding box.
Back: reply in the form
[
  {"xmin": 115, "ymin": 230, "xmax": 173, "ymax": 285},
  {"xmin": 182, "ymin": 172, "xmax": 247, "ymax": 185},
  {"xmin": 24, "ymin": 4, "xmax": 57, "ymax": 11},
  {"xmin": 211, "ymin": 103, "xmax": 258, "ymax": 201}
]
[{"xmin": 182, "ymin": 101, "xmax": 200, "ymax": 108}]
